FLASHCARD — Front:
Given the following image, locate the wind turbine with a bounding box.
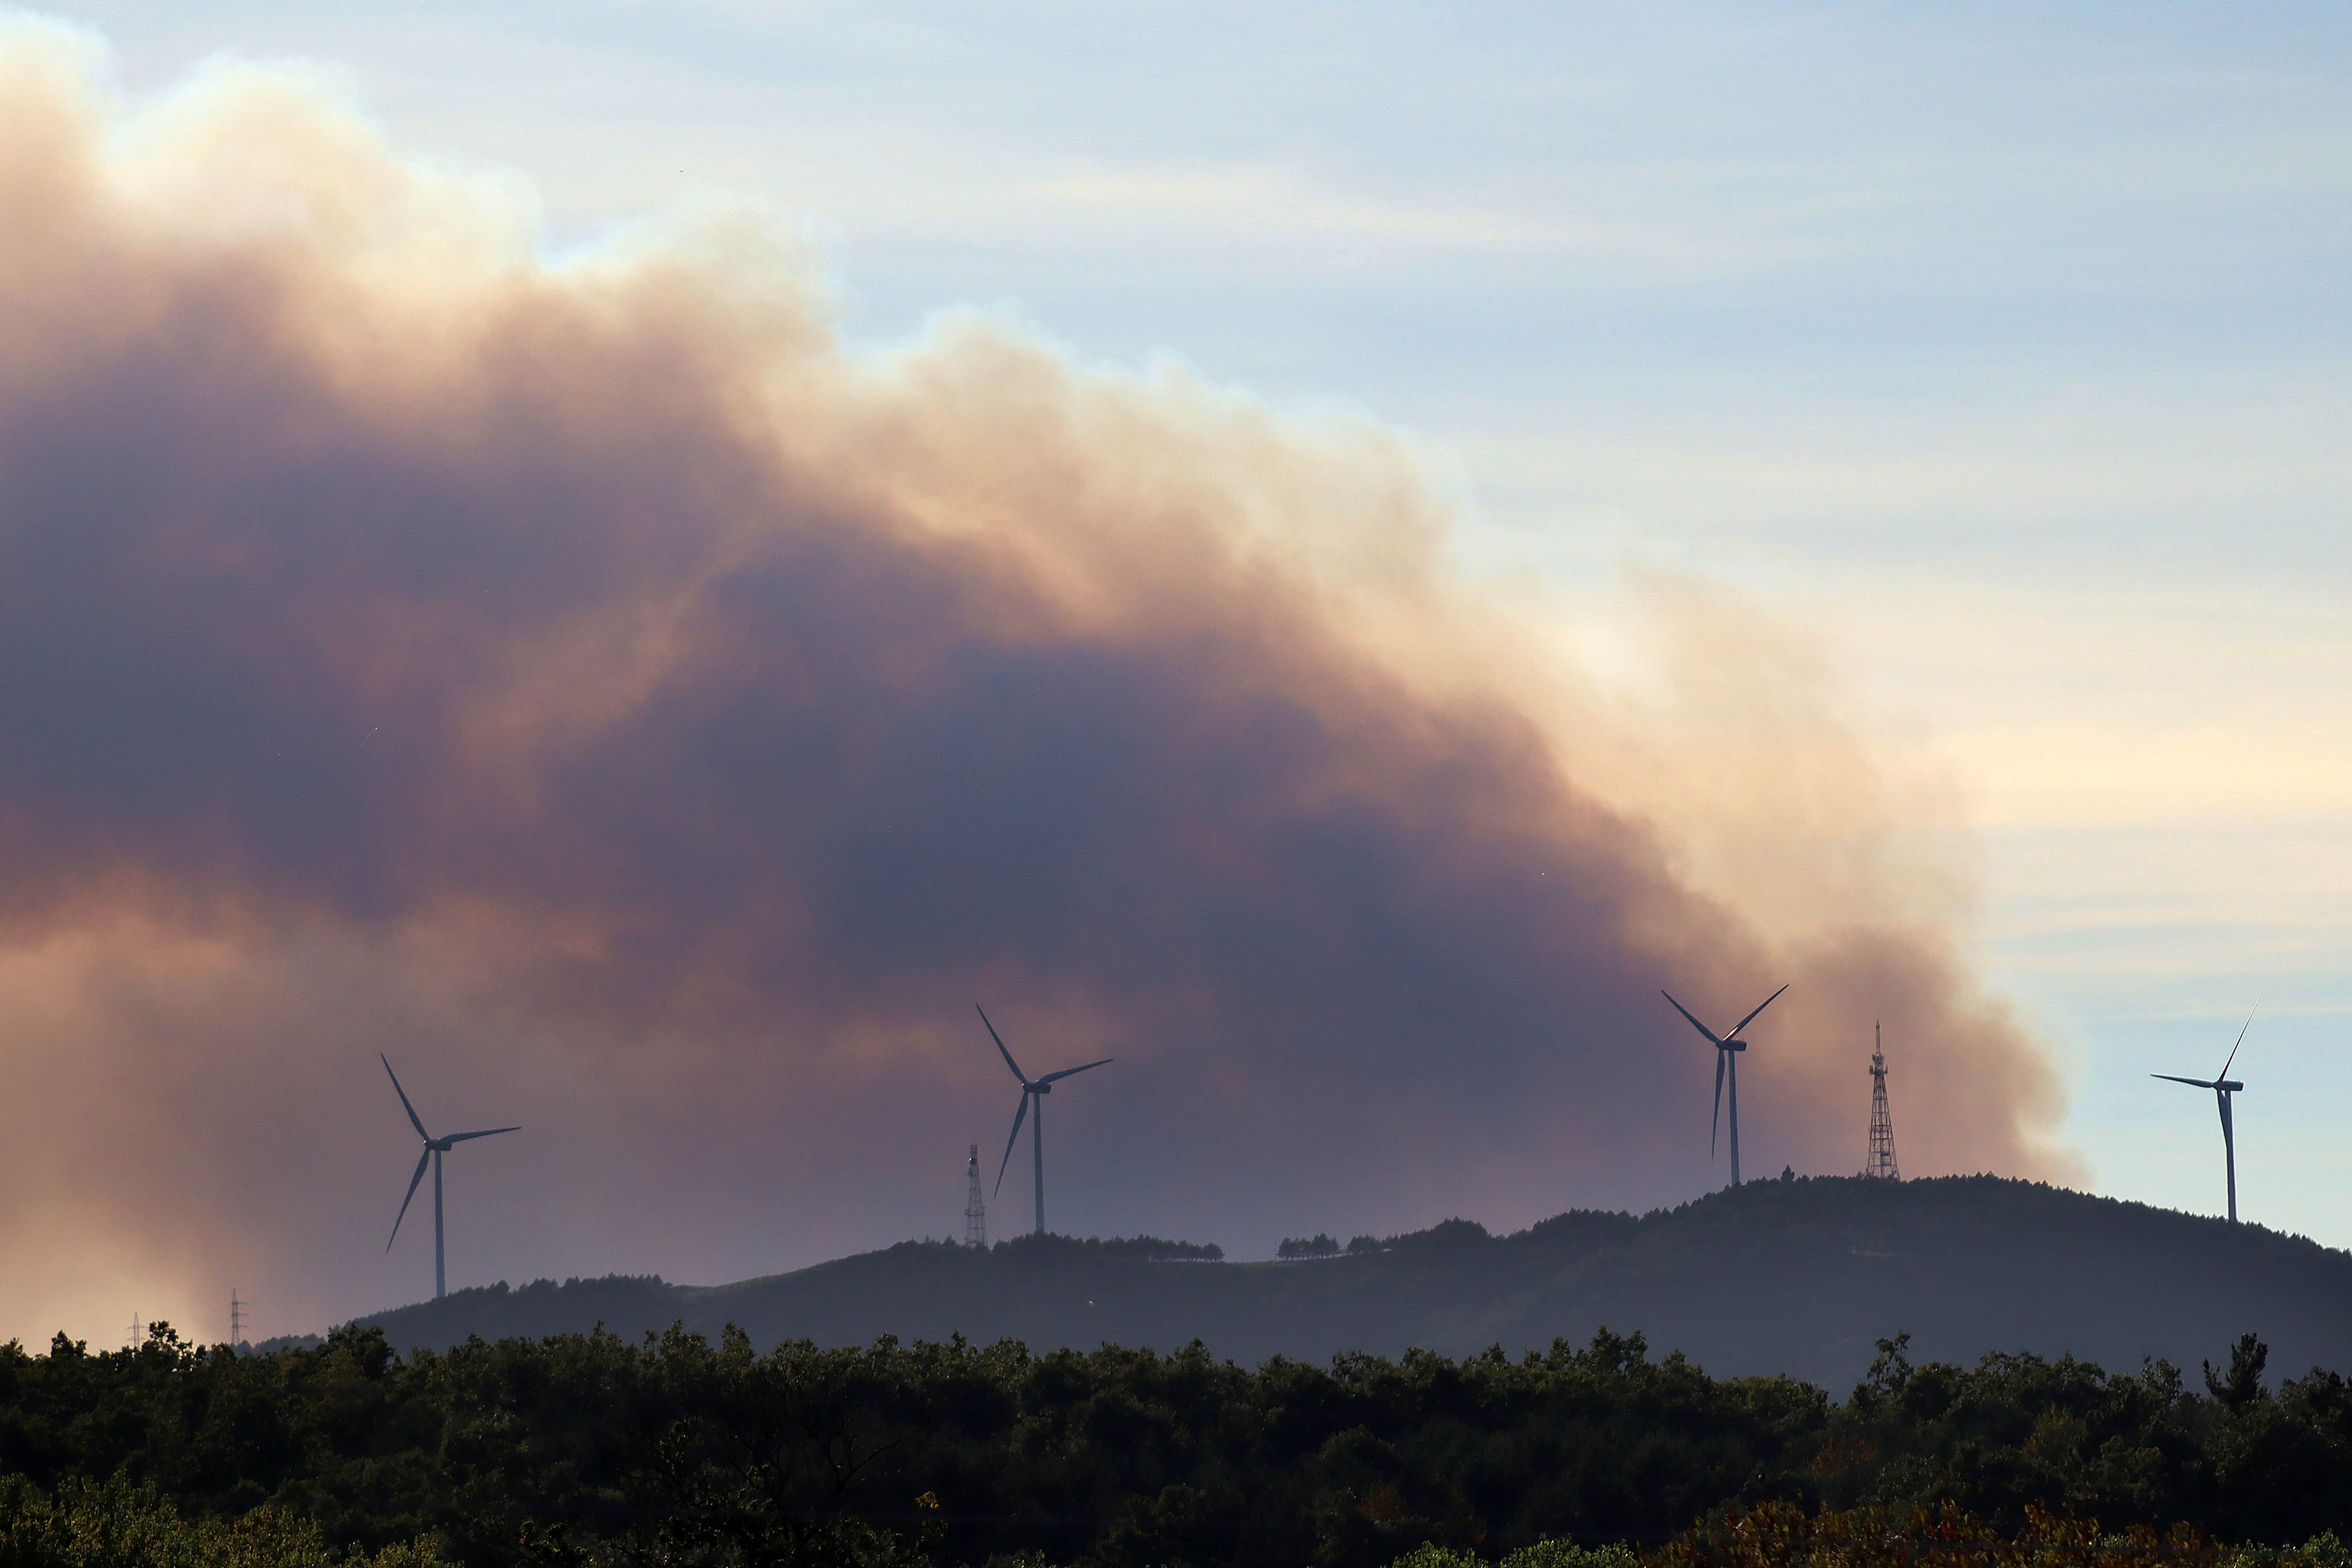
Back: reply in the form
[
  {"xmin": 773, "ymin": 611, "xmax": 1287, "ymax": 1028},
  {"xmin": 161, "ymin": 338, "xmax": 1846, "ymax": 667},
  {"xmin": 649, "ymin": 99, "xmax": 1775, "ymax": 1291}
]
[
  {"xmin": 1661, "ymin": 984, "xmax": 1788, "ymax": 1186},
  {"xmin": 2153, "ymin": 1010, "xmax": 2253, "ymax": 1223},
  {"xmin": 977, "ymin": 1005, "xmax": 1110, "ymax": 1236},
  {"xmin": 381, "ymin": 1055, "xmax": 518, "ymax": 1299}
]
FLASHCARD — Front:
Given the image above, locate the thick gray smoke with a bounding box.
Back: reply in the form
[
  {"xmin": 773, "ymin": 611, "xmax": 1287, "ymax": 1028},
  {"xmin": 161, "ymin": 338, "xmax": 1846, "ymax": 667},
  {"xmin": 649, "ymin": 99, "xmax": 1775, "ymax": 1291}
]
[{"xmin": 0, "ymin": 27, "xmax": 2068, "ymax": 1345}]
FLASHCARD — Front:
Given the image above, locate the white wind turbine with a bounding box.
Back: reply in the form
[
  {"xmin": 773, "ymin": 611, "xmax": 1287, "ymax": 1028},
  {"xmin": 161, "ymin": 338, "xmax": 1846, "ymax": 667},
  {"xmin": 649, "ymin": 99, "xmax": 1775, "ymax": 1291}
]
[
  {"xmin": 1661, "ymin": 984, "xmax": 1788, "ymax": 1187},
  {"xmin": 977, "ymin": 1005, "xmax": 1110, "ymax": 1236},
  {"xmin": 381, "ymin": 1054, "xmax": 518, "ymax": 1299},
  {"xmin": 2152, "ymin": 1010, "xmax": 2255, "ymax": 1224}
]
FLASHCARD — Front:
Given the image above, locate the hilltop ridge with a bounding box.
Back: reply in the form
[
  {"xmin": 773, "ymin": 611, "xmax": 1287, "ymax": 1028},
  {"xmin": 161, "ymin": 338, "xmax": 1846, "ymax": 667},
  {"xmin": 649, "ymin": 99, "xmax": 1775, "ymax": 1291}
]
[{"xmin": 338, "ymin": 1175, "xmax": 2352, "ymax": 1387}]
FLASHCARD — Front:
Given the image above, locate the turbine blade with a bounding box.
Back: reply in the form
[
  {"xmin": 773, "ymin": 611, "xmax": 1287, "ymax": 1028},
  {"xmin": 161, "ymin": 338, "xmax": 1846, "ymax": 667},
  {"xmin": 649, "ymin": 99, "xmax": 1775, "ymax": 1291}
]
[
  {"xmin": 994, "ymin": 1093, "xmax": 1030, "ymax": 1195},
  {"xmin": 2151, "ymin": 1074, "xmax": 2218, "ymax": 1088},
  {"xmin": 1661, "ymin": 989, "xmax": 1725, "ymax": 1046},
  {"xmin": 443, "ymin": 1126, "xmax": 520, "ymax": 1144},
  {"xmin": 2219, "ymin": 1007, "xmax": 2256, "ymax": 1082},
  {"xmin": 387, "ymin": 1149, "xmax": 429, "ymax": 1251},
  {"xmin": 1726, "ymin": 984, "xmax": 1790, "ymax": 1041},
  {"xmin": 1037, "ymin": 1058, "xmax": 1112, "ymax": 1084},
  {"xmin": 976, "ymin": 1004, "xmax": 1030, "ymax": 1084},
  {"xmin": 2217, "ymin": 1090, "xmax": 2235, "ymax": 1144},
  {"xmin": 1711, "ymin": 1050, "xmax": 1725, "ymax": 1157},
  {"xmin": 381, "ymin": 1054, "xmax": 430, "ymax": 1141}
]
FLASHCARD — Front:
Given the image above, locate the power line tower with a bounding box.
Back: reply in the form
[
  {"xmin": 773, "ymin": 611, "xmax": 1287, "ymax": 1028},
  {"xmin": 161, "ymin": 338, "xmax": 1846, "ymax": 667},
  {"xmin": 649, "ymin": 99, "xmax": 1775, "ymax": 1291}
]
[
  {"xmin": 1866, "ymin": 1023, "xmax": 1900, "ymax": 1180},
  {"xmin": 126, "ymin": 1312, "xmax": 143, "ymax": 1349},
  {"xmin": 962, "ymin": 1143, "xmax": 988, "ymax": 1248},
  {"xmin": 229, "ymin": 1289, "xmax": 248, "ymax": 1348}
]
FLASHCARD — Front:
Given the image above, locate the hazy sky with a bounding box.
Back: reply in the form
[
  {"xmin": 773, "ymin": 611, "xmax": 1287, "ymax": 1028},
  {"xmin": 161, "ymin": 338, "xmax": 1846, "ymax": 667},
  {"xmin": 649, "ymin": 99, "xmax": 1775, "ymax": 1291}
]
[{"xmin": 4, "ymin": 2, "xmax": 2348, "ymax": 1347}]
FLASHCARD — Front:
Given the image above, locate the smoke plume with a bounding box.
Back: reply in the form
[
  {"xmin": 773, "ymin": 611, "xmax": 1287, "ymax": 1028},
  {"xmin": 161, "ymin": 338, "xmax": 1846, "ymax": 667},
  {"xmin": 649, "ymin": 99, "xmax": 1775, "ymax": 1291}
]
[{"xmin": 0, "ymin": 24, "xmax": 2069, "ymax": 1346}]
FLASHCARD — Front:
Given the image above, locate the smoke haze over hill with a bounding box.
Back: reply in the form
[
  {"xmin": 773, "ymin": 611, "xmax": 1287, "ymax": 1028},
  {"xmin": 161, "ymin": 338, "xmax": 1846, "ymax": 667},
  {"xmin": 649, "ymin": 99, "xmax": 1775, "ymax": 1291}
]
[{"xmin": 0, "ymin": 22, "xmax": 2069, "ymax": 1345}]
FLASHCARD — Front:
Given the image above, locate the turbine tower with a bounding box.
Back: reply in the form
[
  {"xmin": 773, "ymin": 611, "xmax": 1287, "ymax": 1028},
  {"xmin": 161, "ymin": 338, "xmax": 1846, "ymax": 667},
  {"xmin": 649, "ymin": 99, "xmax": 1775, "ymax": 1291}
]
[
  {"xmin": 2153, "ymin": 1010, "xmax": 2253, "ymax": 1223},
  {"xmin": 977, "ymin": 1004, "xmax": 1110, "ymax": 1236},
  {"xmin": 381, "ymin": 1054, "xmax": 519, "ymax": 1299},
  {"xmin": 1661, "ymin": 984, "xmax": 1788, "ymax": 1186},
  {"xmin": 963, "ymin": 1142, "xmax": 988, "ymax": 1248},
  {"xmin": 1865, "ymin": 1024, "xmax": 1899, "ymax": 1180}
]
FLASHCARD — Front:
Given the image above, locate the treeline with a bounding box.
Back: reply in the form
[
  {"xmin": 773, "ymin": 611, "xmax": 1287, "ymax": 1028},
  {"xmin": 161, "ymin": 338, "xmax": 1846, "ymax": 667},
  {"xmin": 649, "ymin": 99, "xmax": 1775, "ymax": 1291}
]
[
  {"xmin": 2, "ymin": 1321, "xmax": 2350, "ymax": 1567},
  {"xmin": 1279, "ymin": 1217, "xmax": 1497, "ymax": 1258}
]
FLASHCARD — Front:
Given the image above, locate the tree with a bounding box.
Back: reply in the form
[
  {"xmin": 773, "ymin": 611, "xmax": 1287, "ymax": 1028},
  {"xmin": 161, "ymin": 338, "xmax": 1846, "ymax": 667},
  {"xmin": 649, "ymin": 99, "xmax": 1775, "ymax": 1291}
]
[{"xmin": 2206, "ymin": 1334, "xmax": 2268, "ymax": 1412}]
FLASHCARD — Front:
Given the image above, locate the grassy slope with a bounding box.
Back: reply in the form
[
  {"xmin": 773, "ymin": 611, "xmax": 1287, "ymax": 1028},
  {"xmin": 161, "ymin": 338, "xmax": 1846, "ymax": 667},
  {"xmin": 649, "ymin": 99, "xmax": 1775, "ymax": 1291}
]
[{"xmin": 348, "ymin": 1176, "xmax": 2352, "ymax": 1388}]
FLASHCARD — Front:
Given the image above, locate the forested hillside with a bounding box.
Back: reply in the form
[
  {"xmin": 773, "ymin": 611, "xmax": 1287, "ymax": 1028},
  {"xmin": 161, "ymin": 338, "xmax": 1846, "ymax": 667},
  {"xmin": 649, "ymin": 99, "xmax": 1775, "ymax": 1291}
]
[{"xmin": 344, "ymin": 1176, "xmax": 2352, "ymax": 1387}]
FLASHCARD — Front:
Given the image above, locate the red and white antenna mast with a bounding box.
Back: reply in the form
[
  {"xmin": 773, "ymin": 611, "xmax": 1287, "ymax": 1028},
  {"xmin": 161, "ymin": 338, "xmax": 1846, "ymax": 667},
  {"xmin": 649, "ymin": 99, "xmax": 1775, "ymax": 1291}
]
[{"xmin": 1866, "ymin": 1023, "xmax": 1900, "ymax": 1180}]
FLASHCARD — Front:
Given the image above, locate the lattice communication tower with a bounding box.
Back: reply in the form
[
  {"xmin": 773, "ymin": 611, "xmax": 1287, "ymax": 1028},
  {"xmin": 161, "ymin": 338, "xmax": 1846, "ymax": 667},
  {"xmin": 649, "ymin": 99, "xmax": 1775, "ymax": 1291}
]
[
  {"xmin": 962, "ymin": 1143, "xmax": 988, "ymax": 1248},
  {"xmin": 229, "ymin": 1289, "xmax": 248, "ymax": 1347},
  {"xmin": 1866, "ymin": 1023, "xmax": 1900, "ymax": 1180}
]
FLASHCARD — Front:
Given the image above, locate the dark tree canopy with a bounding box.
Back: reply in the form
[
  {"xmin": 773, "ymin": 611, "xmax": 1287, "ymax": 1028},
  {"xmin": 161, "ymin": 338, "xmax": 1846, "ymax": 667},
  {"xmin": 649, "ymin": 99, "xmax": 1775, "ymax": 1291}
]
[{"xmin": 6, "ymin": 1321, "xmax": 2352, "ymax": 1568}]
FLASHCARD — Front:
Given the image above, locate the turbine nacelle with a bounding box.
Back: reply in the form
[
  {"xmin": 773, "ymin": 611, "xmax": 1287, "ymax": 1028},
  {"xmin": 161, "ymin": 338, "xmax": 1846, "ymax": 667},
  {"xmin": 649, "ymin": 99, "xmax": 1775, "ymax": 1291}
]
[
  {"xmin": 2150, "ymin": 1074, "xmax": 2245, "ymax": 1094},
  {"xmin": 420, "ymin": 1129, "xmax": 518, "ymax": 1152}
]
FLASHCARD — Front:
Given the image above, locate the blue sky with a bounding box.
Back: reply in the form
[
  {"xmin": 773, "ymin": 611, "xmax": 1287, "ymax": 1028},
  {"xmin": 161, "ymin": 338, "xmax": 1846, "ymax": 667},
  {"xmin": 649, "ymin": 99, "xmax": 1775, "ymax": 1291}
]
[{"xmin": 34, "ymin": 2, "xmax": 2352, "ymax": 1246}]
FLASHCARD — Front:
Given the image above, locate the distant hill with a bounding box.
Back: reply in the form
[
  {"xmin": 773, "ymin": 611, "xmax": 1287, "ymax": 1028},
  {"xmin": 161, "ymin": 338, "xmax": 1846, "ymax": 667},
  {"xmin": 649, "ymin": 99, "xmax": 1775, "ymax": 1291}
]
[{"xmin": 343, "ymin": 1175, "xmax": 2352, "ymax": 1388}]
